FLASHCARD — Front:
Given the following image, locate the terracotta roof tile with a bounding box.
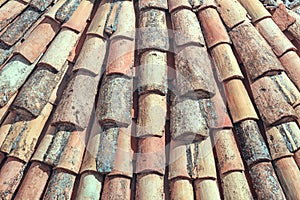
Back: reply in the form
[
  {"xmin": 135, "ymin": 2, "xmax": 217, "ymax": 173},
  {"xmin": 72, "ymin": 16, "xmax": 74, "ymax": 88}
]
[
  {"xmin": 249, "ymin": 162, "xmax": 286, "ymax": 199},
  {"xmin": 287, "ymin": 11, "xmax": 300, "ymax": 41},
  {"xmin": 279, "ymin": 51, "xmax": 300, "ymax": 90},
  {"xmin": 235, "ymin": 120, "xmax": 271, "ymax": 166},
  {"xmin": 106, "ymin": 38, "xmax": 134, "ymax": 77},
  {"xmin": 255, "ymin": 18, "xmax": 296, "ymax": 57},
  {"xmin": 55, "ymin": 0, "xmax": 80, "ymax": 23},
  {"xmin": 75, "ymin": 172, "xmax": 103, "ymax": 200},
  {"xmin": 229, "ymin": 22, "xmax": 284, "ymax": 81},
  {"xmin": 221, "ymin": 171, "xmax": 253, "ymax": 199},
  {"xmin": 0, "ymin": 113, "xmax": 17, "ymax": 148},
  {"xmin": 138, "ymin": 50, "xmax": 168, "ymax": 95},
  {"xmin": 294, "ymin": 149, "xmax": 300, "ymax": 167},
  {"xmin": 0, "ymin": 93, "xmax": 16, "ymax": 124},
  {"xmin": 198, "ymin": 7, "xmax": 231, "ymax": 48},
  {"xmin": 274, "ymin": 156, "xmax": 300, "ymax": 199},
  {"xmin": 170, "ymin": 179, "xmax": 194, "ymax": 200},
  {"xmin": 210, "ymin": 43, "xmax": 244, "ymax": 81},
  {"xmin": 214, "ymin": 0, "xmax": 248, "ymax": 29},
  {"xmin": 14, "ymin": 162, "xmax": 51, "ymax": 200},
  {"xmin": 251, "ymin": 76, "xmax": 297, "ymax": 126},
  {"xmin": 278, "ymin": 122, "xmax": 300, "ymax": 152},
  {"xmin": 102, "ymin": 176, "xmax": 131, "ymax": 199},
  {"xmin": 138, "ymin": 0, "xmax": 168, "ymax": 10},
  {"xmin": 272, "ymin": 3, "xmax": 296, "ymax": 31},
  {"xmin": 136, "ymin": 173, "xmax": 164, "ymax": 200},
  {"xmin": 238, "ymin": 0, "xmax": 271, "ymax": 22},
  {"xmin": 175, "ymin": 46, "xmax": 215, "ymax": 98},
  {"xmin": 171, "ymin": 9, "xmax": 205, "ymax": 47},
  {"xmin": 194, "ymin": 179, "xmax": 221, "ymax": 200},
  {"xmin": 199, "ymin": 0, "xmax": 217, "ymax": 10},
  {"xmin": 0, "ymin": 0, "xmax": 7, "ymax": 6},
  {"xmin": 0, "ymin": 0, "xmax": 27, "ymax": 32},
  {"xmin": 138, "ymin": 9, "xmax": 169, "ymax": 52},
  {"xmin": 45, "ymin": 0, "xmax": 68, "ymax": 21},
  {"xmin": 214, "ymin": 129, "xmax": 245, "ymax": 175},
  {"xmin": 30, "ymin": 0, "xmax": 54, "ymax": 12},
  {"xmin": 168, "ymin": 0, "xmax": 192, "ymax": 13}
]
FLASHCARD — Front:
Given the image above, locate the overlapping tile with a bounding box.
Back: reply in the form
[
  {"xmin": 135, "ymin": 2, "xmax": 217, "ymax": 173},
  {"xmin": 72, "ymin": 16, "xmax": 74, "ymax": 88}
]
[
  {"xmin": 170, "ymin": 179, "xmax": 194, "ymax": 200},
  {"xmin": 237, "ymin": 0, "xmax": 271, "ymax": 22},
  {"xmin": 139, "ymin": 0, "xmax": 168, "ymax": 10},
  {"xmin": 136, "ymin": 173, "xmax": 164, "ymax": 200},
  {"xmin": 55, "ymin": 0, "xmax": 81, "ymax": 23},
  {"xmin": 194, "ymin": 179, "xmax": 221, "ymax": 200}
]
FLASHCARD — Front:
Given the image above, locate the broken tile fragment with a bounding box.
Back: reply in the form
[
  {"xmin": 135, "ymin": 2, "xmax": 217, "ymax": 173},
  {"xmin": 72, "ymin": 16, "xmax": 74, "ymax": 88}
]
[
  {"xmin": 55, "ymin": 0, "xmax": 81, "ymax": 23},
  {"xmin": 97, "ymin": 75, "xmax": 133, "ymax": 128}
]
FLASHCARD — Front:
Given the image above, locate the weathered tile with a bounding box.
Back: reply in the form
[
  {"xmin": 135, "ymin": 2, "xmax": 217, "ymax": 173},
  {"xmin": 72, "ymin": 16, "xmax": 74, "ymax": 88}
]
[
  {"xmin": 0, "ymin": 8, "xmax": 41, "ymax": 47},
  {"xmin": 215, "ymin": 0, "xmax": 247, "ymax": 29},
  {"xmin": 136, "ymin": 134, "xmax": 166, "ymax": 174},
  {"xmin": 96, "ymin": 75, "xmax": 133, "ymax": 128},
  {"xmin": 15, "ymin": 17, "xmax": 60, "ymax": 64},
  {"xmin": 238, "ymin": 0, "xmax": 271, "ymax": 22},
  {"xmin": 287, "ymin": 11, "xmax": 300, "ymax": 42},
  {"xmin": 137, "ymin": 94, "xmax": 166, "ymax": 137},
  {"xmin": 75, "ymin": 172, "xmax": 103, "ymax": 200},
  {"xmin": 30, "ymin": 0, "xmax": 54, "ymax": 12},
  {"xmin": 45, "ymin": 0, "xmax": 69, "ymax": 21},
  {"xmin": 249, "ymin": 162, "xmax": 286, "ymax": 200},
  {"xmin": 198, "ymin": 7, "xmax": 231, "ymax": 48},
  {"xmin": 62, "ymin": 0, "xmax": 94, "ymax": 33},
  {"xmin": 43, "ymin": 170, "xmax": 76, "ymax": 200},
  {"xmin": 138, "ymin": 50, "xmax": 168, "ymax": 95},
  {"xmin": 0, "ymin": 157, "xmax": 26, "ymax": 200},
  {"xmin": 194, "ymin": 179, "xmax": 221, "ymax": 200},
  {"xmin": 278, "ymin": 122, "xmax": 300, "ymax": 152},
  {"xmin": 251, "ymin": 76, "xmax": 297, "ymax": 126},
  {"xmin": 73, "ymin": 35, "xmax": 107, "ymax": 76},
  {"xmin": 272, "ymin": 3, "xmax": 296, "ymax": 31},
  {"xmin": 170, "ymin": 98, "xmax": 208, "ymax": 142},
  {"xmin": 0, "ymin": 0, "xmax": 7, "ymax": 7},
  {"xmin": 221, "ymin": 171, "xmax": 253, "ymax": 200},
  {"xmin": 14, "ymin": 162, "xmax": 51, "ymax": 200},
  {"xmin": 214, "ymin": 129, "xmax": 245, "ymax": 175},
  {"xmin": 138, "ymin": 9, "xmax": 169, "ymax": 52},
  {"xmin": 52, "ymin": 73, "xmax": 100, "ymax": 130},
  {"xmin": 210, "ymin": 43, "xmax": 244, "ymax": 81},
  {"xmin": 199, "ymin": 0, "xmax": 217, "ymax": 10},
  {"xmin": 229, "ymin": 22, "xmax": 285, "ymax": 81},
  {"xmin": 175, "ymin": 46, "xmax": 215, "ymax": 98},
  {"xmin": 136, "ymin": 173, "xmax": 164, "ymax": 200},
  {"xmin": 0, "ymin": 113, "xmax": 18, "ymax": 148},
  {"xmin": 171, "ymin": 9, "xmax": 205, "ymax": 47},
  {"xmin": 223, "ymin": 79, "xmax": 258, "ymax": 123},
  {"xmin": 55, "ymin": 0, "xmax": 81, "ymax": 23},
  {"xmin": 274, "ymin": 156, "xmax": 300, "ymax": 199},
  {"xmin": 0, "ymin": 93, "xmax": 16, "ymax": 125},
  {"xmin": 168, "ymin": 0, "xmax": 192, "ymax": 13},
  {"xmin": 38, "ymin": 28, "xmax": 79, "ymax": 72},
  {"xmin": 0, "ymin": 45, "xmax": 14, "ymax": 67},
  {"xmin": 294, "ymin": 149, "xmax": 300, "ymax": 167},
  {"xmin": 170, "ymin": 179, "xmax": 194, "ymax": 200},
  {"xmin": 106, "ymin": 38, "xmax": 134, "ymax": 77},
  {"xmin": 235, "ymin": 120, "xmax": 271, "ymax": 166},
  {"xmin": 255, "ymin": 18, "xmax": 296, "ymax": 57},
  {"xmin": 139, "ymin": 0, "xmax": 168, "ymax": 10},
  {"xmin": 0, "ymin": 0, "xmax": 27, "ymax": 32},
  {"xmin": 101, "ymin": 176, "xmax": 131, "ymax": 200}
]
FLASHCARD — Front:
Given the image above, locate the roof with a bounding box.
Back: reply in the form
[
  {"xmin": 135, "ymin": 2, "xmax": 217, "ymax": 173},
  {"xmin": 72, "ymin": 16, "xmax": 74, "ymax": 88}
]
[{"xmin": 0, "ymin": 0, "xmax": 300, "ymax": 199}]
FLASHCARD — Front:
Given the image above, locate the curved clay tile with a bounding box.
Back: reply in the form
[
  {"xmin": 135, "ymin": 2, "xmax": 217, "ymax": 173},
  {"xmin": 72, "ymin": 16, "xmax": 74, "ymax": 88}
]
[
  {"xmin": 170, "ymin": 179, "xmax": 194, "ymax": 200},
  {"xmin": 168, "ymin": 0, "xmax": 192, "ymax": 13},
  {"xmin": 102, "ymin": 176, "xmax": 131, "ymax": 200},
  {"xmin": 136, "ymin": 173, "xmax": 164, "ymax": 200},
  {"xmin": 272, "ymin": 3, "xmax": 296, "ymax": 31},
  {"xmin": 138, "ymin": 0, "xmax": 168, "ymax": 10},
  {"xmin": 237, "ymin": 0, "xmax": 271, "ymax": 22},
  {"xmin": 55, "ymin": 0, "xmax": 81, "ymax": 23},
  {"xmin": 30, "ymin": 0, "xmax": 55, "ymax": 12},
  {"xmin": 287, "ymin": 10, "xmax": 300, "ymax": 42},
  {"xmin": 45, "ymin": 0, "xmax": 69, "ymax": 22},
  {"xmin": 75, "ymin": 172, "xmax": 103, "ymax": 200},
  {"xmin": 294, "ymin": 149, "xmax": 300, "ymax": 167},
  {"xmin": 194, "ymin": 179, "xmax": 221, "ymax": 200}
]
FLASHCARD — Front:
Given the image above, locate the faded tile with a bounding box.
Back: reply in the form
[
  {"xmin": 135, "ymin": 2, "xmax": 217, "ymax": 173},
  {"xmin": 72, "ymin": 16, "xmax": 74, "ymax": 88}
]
[
  {"xmin": 194, "ymin": 179, "xmax": 221, "ymax": 200},
  {"xmin": 136, "ymin": 173, "xmax": 164, "ymax": 200},
  {"xmin": 139, "ymin": 0, "xmax": 168, "ymax": 10},
  {"xmin": 170, "ymin": 179, "xmax": 194, "ymax": 200},
  {"xmin": 0, "ymin": 94, "xmax": 16, "ymax": 125},
  {"xmin": 75, "ymin": 172, "xmax": 103, "ymax": 200},
  {"xmin": 168, "ymin": 0, "xmax": 192, "ymax": 13},
  {"xmin": 238, "ymin": 0, "xmax": 271, "ymax": 22}
]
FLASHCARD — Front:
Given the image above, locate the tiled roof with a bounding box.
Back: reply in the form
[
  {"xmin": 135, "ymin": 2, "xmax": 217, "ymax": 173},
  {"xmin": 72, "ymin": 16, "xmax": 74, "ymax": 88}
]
[{"xmin": 0, "ymin": 0, "xmax": 300, "ymax": 199}]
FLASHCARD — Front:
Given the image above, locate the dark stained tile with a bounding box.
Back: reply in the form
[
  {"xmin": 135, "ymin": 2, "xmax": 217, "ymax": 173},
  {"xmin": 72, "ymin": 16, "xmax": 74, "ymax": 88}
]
[
  {"xmin": 30, "ymin": 0, "xmax": 54, "ymax": 12},
  {"xmin": 55, "ymin": 0, "xmax": 81, "ymax": 23},
  {"xmin": 138, "ymin": 0, "xmax": 168, "ymax": 10},
  {"xmin": 238, "ymin": 0, "xmax": 271, "ymax": 22},
  {"xmin": 101, "ymin": 176, "xmax": 131, "ymax": 200},
  {"xmin": 229, "ymin": 22, "xmax": 284, "ymax": 81},
  {"xmin": 251, "ymin": 76, "xmax": 297, "ymax": 126},
  {"xmin": 272, "ymin": 3, "xmax": 296, "ymax": 31}
]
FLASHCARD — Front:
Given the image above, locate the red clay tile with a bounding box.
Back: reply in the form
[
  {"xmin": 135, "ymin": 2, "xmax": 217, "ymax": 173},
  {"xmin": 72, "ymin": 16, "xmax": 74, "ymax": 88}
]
[
  {"xmin": 210, "ymin": 43, "xmax": 244, "ymax": 81},
  {"xmin": 101, "ymin": 176, "xmax": 131, "ymax": 200},
  {"xmin": 171, "ymin": 9, "xmax": 205, "ymax": 47},
  {"xmin": 175, "ymin": 46, "xmax": 215, "ymax": 98},
  {"xmin": 194, "ymin": 179, "xmax": 221, "ymax": 200},
  {"xmin": 139, "ymin": 0, "xmax": 168, "ymax": 10},
  {"xmin": 138, "ymin": 9, "xmax": 169, "ymax": 52},
  {"xmin": 170, "ymin": 179, "xmax": 194, "ymax": 200},
  {"xmin": 230, "ymin": 22, "xmax": 285, "ymax": 81},
  {"xmin": 168, "ymin": 0, "xmax": 192, "ymax": 13},
  {"xmin": 171, "ymin": 98, "xmax": 208, "ymax": 142},
  {"xmin": 255, "ymin": 18, "xmax": 296, "ymax": 57},
  {"xmin": 221, "ymin": 171, "xmax": 253, "ymax": 200},
  {"xmin": 287, "ymin": 11, "xmax": 300, "ymax": 42},
  {"xmin": 15, "ymin": 17, "xmax": 60, "ymax": 64},
  {"xmin": 38, "ymin": 28, "xmax": 79, "ymax": 72},
  {"xmin": 238, "ymin": 0, "xmax": 271, "ymax": 22},
  {"xmin": 249, "ymin": 162, "xmax": 286, "ymax": 199},
  {"xmin": 199, "ymin": 0, "xmax": 217, "ymax": 10},
  {"xmin": 0, "ymin": 157, "xmax": 26, "ymax": 199},
  {"xmin": 223, "ymin": 79, "xmax": 258, "ymax": 123},
  {"xmin": 272, "ymin": 3, "xmax": 296, "ymax": 31},
  {"xmin": 67, "ymin": 28, "xmax": 87, "ymax": 64},
  {"xmin": 214, "ymin": 129, "xmax": 245, "ymax": 175},
  {"xmin": 73, "ymin": 35, "xmax": 107, "ymax": 75},
  {"xmin": 106, "ymin": 38, "xmax": 134, "ymax": 77},
  {"xmin": 137, "ymin": 94, "xmax": 166, "ymax": 137},
  {"xmin": 279, "ymin": 51, "xmax": 300, "ymax": 91},
  {"xmin": 198, "ymin": 7, "xmax": 231, "ymax": 48},
  {"xmin": 136, "ymin": 134, "xmax": 165, "ymax": 174},
  {"xmin": 294, "ymin": 149, "xmax": 300, "ymax": 167},
  {"xmin": 138, "ymin": 50, "xmax": 168, "ymax": 95},
  {"xmin": 62, "ymin": 0, "xmax": 93, "ymax": 33},
  {"xmin": 214, "ymin": 0, "xmax": 247, "ymax": 29},
  {"xmin": 75, "ymin": 172, "xmax": 103, "ymax": 200},
  {"xmin": 136, "ymin": 173, "xmax": 164, "ymax": 200},
  {"xmin": 274, "ymin": 156, "xmax": 300, "ymax": 199},
  {"xmin": 43, "ymin": 169, "xmax": 76, "ymax": 200},
  {"xmin": 14, "ymin": 162, "xmax": 51, "ymax": 200},
  {"xmin": 251, "ymin": 76, "xmax": 297, "ymax": 126},
  {"xmin": 0, "ymin": 0, "xmax": 27, "ymax": 31}
]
